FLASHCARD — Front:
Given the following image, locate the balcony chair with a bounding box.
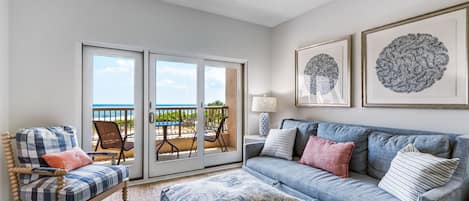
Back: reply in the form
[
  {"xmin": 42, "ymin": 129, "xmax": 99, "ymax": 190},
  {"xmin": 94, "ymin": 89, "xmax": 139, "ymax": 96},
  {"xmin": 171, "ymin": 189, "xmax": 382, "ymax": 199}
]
[
  {"xmin": 1, "ymin": 126, "xmax": 129, "ymax": 201},
  {"xmin": 93, "ymin": 121, "xmax": 134, "ymax": 165},
  {"xmin": 189, "ymin": 117, "xmax": 228, "ymax": 157}
]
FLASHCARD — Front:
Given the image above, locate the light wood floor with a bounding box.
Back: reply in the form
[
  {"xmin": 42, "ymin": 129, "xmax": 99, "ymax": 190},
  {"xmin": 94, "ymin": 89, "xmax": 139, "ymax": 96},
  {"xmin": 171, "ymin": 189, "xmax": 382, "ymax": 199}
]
[{"xmin": 104, "ymin": 168, "xmax": 240, "ymax": 201}]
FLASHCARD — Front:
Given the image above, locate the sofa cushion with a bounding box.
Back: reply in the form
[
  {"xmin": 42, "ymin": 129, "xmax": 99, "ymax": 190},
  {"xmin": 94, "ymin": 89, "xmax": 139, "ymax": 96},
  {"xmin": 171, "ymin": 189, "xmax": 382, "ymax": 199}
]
[
  {"xmin": 260, "ymin": 128, "xmax": 297, "ymax": 160},
  {"xmin": 281, "ymin": 119, "xmax": 318, "ymax": 156},
  {"xmin": 318, "ymin": 123, "xmax": 369, "ymax": 174},
  {"xmin": 300, "ymin": 136, "xmax": 355, "ymax": 178},
  {"xmin": 246, "ymin": 157, "xmax": 399, "ymax": 201},
  {"xmin": 368, "ymin": 132, "xmax": 451, "ymax": 179},
  {"xmin": 378, "ymin": 144, "xmax": 459, "ymax": 201},
  {"xmin": 20, "ymin": 164, "xmax": 128, "ymax": 201}
]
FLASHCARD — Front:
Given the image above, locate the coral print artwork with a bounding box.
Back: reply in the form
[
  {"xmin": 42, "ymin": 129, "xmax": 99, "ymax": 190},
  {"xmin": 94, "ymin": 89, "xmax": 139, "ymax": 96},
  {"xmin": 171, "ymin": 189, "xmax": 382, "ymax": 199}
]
[
  {"xmin": 304, "ymin": 53, "xmax": 339, "ymax": 95},
  {"xmin": 362, "ymin": 4, "xmax": 469, "ymax": 108},
  {"xmin": 376, "ymin": 33, "xmax": 449, "ymax": 93},
  {"xmin": 295, "ymin": 37, "xmax": 351, "ymax": 107}
]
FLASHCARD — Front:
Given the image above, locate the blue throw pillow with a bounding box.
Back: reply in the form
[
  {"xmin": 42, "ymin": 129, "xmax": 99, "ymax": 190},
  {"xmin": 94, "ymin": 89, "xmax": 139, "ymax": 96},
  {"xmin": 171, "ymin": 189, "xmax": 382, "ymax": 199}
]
[
  {"xmin": 281, "ymin": 120, "xmax": 318, "ymax": 156},
  {"xmin": 368, "ymin": 131, "xmax": 451, "ymax": 179},
  {"xmin": 318, "ymin": 123, "xmax": 370, "ymax": 174}
]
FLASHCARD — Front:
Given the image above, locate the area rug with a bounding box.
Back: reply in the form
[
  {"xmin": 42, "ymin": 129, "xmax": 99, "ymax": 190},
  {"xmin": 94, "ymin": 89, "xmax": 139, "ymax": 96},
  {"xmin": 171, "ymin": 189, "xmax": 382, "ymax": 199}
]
[{"xmin": 160, "ymin": 170, "xmax": 299, "ymax": 201}]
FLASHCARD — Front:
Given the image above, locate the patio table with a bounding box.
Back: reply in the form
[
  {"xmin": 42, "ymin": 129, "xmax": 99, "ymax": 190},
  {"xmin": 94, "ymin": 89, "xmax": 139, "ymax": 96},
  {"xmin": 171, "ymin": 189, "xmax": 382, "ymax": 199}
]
[{"xmin": 156, "ymin": 121, "xmax": 181, "ymax": 160}]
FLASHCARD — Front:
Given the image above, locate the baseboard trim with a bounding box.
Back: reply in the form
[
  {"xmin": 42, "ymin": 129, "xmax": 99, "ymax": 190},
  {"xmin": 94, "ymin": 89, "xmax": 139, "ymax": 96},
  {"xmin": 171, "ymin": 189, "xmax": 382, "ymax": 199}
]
[{"xmin": 129, "ymin": 162, "xmax": 242, "ymax": 186}]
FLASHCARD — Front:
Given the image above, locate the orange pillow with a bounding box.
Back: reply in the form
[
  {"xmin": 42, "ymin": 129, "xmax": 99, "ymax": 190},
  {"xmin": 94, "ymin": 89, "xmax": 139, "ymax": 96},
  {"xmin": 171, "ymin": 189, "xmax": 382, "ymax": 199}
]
[{"xmin": 42, "ymin": 147, "xmax": 93, "ymax": 171}]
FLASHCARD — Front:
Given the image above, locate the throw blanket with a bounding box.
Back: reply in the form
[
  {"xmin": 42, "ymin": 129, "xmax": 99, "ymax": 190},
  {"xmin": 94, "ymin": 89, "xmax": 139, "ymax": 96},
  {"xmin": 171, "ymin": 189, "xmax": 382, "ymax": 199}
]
[{"xmin": 161, "ymin": 170, "xmax": 299, "ymax": 201}]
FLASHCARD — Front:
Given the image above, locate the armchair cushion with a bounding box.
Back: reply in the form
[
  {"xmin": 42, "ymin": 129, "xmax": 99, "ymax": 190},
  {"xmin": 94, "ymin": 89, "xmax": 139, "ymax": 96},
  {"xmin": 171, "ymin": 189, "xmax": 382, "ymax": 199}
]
[
  {"xmin": 20, "ymin": 164, "xmax": 129, "ymax": 201},
  {"xmin": 16, "ymin": 126, "xmax": 79, "ymax": 184}
]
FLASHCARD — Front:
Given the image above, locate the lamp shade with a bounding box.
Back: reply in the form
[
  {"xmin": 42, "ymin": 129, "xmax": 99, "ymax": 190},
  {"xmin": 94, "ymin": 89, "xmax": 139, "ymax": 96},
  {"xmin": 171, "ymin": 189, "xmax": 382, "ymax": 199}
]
[{"xmin": 252, "ymin": 96, "xmax": 277, "ymax": 113}]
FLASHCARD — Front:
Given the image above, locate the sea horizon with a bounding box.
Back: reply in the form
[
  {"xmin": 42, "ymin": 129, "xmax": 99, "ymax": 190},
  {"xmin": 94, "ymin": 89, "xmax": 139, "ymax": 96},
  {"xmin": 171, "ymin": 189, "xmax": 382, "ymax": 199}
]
[{"xmin": 93, "ymin": 103, "xmax": 197, "ymax": 107}]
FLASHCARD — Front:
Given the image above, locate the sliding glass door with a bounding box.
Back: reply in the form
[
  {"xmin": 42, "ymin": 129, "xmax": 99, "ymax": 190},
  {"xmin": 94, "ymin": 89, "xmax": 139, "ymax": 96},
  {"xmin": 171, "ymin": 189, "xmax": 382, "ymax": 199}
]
[
  {"xmin": 203, "ymin": 60, "xmax": 243, "ymax": 166},
  {"xmin": 148, "ymin": 54, "xmax": 244, "ymax": 177},
  {"xmin": 148, "ymin": 54, "xmax": 205, "ymax": 176},
  {"xmin": 83, "ymin": 46, "xmax": 243, "ymax": 179},
  {"xmin": 82, "ymin": 46, "xmax": 143, "ymax": 179}
]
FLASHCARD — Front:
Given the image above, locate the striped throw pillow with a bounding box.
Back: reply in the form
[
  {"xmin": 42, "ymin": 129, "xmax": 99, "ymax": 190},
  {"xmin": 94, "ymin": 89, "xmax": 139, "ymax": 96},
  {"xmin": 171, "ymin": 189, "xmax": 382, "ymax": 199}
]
[
  {"xmin": 260, "ymin": 128, "xmax": 297, "ymax": 160},
  {"xmin": 378, "ymin": 144, "xmax": 459, "ymax": 201}
]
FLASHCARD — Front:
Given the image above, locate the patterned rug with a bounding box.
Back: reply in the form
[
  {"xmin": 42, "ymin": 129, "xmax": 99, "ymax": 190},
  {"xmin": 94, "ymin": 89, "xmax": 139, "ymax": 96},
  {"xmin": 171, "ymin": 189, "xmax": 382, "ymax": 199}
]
[{"xmin": 160, "ymin": 170, "xmax": 299, "ymax": 201}]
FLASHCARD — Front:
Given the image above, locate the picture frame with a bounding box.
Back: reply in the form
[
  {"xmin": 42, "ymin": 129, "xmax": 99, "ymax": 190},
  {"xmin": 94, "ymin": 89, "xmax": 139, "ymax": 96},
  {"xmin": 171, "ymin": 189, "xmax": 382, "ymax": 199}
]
[
  {"xmin": 295, "ymin": 36, "xmax": 352, "ymax": 107},
  {"xmin": 362, "ymin": 3, "xmax": 469, "ymax": 109}
]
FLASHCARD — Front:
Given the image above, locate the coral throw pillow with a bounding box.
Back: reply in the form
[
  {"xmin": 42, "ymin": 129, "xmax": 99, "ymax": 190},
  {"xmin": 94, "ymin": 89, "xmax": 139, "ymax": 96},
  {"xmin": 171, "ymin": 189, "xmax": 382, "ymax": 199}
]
[
  {"xmin": 42, "ymin": 147, "xmax": 93, "ymax": 171},
  {"xmin": 300, "ymin": 136, "xmax": 355, "ymax": 178}
]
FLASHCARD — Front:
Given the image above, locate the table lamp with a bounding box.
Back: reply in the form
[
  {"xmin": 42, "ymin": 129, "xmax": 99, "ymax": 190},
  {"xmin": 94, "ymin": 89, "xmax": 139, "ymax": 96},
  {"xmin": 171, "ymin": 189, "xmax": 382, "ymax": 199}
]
[{"xmin": 252, "ymin": 96, "xmax": 277, "ymax": 136}]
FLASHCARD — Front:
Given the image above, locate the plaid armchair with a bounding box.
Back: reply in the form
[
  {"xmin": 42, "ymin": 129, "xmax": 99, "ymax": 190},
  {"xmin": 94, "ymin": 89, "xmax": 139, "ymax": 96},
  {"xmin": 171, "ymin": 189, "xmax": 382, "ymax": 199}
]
[{"xmin": 2, "ymin": 126, "xmax": 129, "ymax": 201}]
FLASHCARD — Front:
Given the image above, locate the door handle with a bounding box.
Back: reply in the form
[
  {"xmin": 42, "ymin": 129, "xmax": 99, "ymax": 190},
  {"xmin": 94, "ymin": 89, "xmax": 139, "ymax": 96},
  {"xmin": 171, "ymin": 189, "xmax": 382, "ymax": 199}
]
[{"xmin": 149, "ymin": 112, "xmax": 155, "ymax": 124}]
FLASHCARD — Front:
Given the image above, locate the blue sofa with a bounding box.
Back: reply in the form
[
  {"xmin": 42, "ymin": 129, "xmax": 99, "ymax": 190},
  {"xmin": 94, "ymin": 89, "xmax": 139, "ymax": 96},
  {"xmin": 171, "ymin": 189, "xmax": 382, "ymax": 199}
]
[{"xmin": 243, "ymin": 119, "xmax": 469, "ymax": 201}]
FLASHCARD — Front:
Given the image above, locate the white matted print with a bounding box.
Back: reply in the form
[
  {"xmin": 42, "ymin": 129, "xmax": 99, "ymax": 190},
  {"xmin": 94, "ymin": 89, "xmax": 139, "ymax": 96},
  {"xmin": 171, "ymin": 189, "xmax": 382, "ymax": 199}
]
[
  {"xmin": 362, "ymin": 4, "xmax": 469, "ymax": 108},
  {"xmin": 295, "ymin": 37, "xmax": 351, "ymax": 107}
]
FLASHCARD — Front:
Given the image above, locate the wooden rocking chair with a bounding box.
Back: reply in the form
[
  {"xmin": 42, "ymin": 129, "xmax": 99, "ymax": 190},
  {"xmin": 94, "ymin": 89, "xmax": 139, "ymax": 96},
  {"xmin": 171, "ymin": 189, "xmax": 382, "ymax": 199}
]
[{"xmin": 2, "ymin": 126, "xmax": 129, "ymax": 201}]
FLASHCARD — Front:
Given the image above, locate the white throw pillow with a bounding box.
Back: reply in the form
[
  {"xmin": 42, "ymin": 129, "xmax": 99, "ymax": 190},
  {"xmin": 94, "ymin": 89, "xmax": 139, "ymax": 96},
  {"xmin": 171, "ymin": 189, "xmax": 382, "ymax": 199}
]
[
  {"xmin": 260, "ymin": 128, "xmax": 297, "ymax": 160},
  {"xmin": 378, "ymin": 144, "xmax": 459, "ymax": 201}
]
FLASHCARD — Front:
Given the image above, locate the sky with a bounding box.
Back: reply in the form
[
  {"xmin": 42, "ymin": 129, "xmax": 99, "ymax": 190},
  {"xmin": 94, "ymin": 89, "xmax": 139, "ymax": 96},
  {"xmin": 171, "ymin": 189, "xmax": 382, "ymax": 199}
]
[{"xmin": 93, "ymin": 56, "xmax": 226, "ymax": 105}]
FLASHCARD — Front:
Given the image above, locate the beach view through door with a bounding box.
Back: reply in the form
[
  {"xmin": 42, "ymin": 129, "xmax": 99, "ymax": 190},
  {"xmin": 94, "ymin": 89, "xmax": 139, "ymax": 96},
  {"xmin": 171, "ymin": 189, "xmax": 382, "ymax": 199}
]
[{"xmin": 82, "ymin": 46, "xmax": 144, "ymax": 179}]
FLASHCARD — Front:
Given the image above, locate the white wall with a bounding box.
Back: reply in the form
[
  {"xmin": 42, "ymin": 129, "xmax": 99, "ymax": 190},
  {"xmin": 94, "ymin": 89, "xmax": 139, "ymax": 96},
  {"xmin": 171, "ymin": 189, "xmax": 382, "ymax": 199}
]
[
  {"xmin": 271, "ymin": 0, "xmax": 469, "ymax": 134},
  {"xmin": 0, "ymin": 0, "xmax": 10, "ymax": 200},
  {"xmin": 0, "ymin": 0, "xmax": 9, "ymax": 199},
  {"xmin": 9, "ymin": 0, "xmax": 271, "ymax": 135}
]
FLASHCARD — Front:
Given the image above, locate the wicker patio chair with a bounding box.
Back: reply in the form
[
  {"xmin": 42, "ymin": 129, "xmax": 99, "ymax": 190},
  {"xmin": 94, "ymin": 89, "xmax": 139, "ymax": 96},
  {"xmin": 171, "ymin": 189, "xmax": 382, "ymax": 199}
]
[
  {"xmin": 189, "ymin": 117, "xmax": 228, "ymax": 157},
  {"xmin": 93, "ymin": 121, "xmax": 134, "ymax": 165},
  {"xmin": 2, "ymin": 126, "xmax": 129, "ymax": 201}
]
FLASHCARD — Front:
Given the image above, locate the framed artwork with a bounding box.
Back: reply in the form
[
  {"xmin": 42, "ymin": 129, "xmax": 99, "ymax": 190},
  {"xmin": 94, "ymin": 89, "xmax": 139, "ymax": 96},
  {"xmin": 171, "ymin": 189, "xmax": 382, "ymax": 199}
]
[
  {"xmin": 362, "ymin": 3, "xmax": 469, "ymax": 108},
  {"xmin": 295, "ymin": 36, "xmax": 352, "ymax": 107}
]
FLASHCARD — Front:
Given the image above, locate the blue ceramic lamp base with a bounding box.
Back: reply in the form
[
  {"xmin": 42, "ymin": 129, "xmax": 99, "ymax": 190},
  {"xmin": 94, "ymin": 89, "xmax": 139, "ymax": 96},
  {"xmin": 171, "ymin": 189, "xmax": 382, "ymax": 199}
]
[{"xmin": 259, "ymin": 112, "xmax": 270, "ymax": 136}]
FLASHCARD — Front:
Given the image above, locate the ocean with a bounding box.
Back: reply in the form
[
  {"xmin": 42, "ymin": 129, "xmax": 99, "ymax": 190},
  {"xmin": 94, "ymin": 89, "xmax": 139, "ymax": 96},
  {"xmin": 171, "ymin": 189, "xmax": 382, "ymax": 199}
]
[
  {"xmin": 92, "ymin": 104, "xmax": 197, "ymax": 119},
  {"xmin": 93, "ymin": 104, "xmax": 197, "ymax": 108}
]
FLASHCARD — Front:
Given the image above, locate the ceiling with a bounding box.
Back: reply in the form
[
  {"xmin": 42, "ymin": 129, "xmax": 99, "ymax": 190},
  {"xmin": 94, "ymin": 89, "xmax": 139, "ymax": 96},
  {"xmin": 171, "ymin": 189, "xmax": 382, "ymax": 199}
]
[{"xmin": 160, "ymin": 0, "xmax": 335, "ymax": 27}]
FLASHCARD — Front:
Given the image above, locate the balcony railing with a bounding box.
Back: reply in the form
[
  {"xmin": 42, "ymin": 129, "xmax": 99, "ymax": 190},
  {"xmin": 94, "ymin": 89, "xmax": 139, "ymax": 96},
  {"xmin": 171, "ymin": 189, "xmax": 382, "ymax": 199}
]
[{"xmin": 92, "ymin": 106, "xmax": 229, "ymax": 137}]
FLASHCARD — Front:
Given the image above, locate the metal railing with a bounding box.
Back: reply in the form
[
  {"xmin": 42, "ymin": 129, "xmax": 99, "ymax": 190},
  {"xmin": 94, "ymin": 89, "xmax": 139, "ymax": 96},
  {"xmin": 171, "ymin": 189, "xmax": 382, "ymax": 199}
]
[{"xmin": 92, "ymin": 106, "xmax": 229, "ymax": 137}]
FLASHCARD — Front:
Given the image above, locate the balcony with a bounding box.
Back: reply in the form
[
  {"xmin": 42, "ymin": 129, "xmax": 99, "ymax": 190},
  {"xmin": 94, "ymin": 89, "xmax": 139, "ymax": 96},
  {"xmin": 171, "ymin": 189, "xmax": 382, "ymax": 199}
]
[{"xmin": 92, "ymin": 106, "xmax": 233, "ymax": 162}]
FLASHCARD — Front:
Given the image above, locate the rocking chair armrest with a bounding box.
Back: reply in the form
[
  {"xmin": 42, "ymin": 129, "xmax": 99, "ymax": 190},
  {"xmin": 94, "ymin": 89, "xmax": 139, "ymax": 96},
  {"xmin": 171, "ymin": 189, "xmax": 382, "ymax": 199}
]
[
  {"xmin": 87, "ymin": 152, "xmax": 118, "ymax": 165},
  {"xmin": 13, "ymin": 167, "xmax": 68, "ymax": 194},
  {"xmin": 13, "ymin": 167, "xmax": 67, "ymax": 176}
]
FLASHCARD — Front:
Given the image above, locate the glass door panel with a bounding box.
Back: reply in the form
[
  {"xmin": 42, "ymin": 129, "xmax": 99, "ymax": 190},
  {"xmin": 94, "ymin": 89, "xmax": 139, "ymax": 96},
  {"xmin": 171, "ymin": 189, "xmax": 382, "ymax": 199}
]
[
  {"xmin": 148, "ymin": 54, "xmax": 204, "ymax": 177},
  {"xmin": 82, "ymin": 46, "xmax": 143, "ymax": 179},
  {"xmin": 203, "ymin": 60, "xmax": 243, "ymax": 166}
]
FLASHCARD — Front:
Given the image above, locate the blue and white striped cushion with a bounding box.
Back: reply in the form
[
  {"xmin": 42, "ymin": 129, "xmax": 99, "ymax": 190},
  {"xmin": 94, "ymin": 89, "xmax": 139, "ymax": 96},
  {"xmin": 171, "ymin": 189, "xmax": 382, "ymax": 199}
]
[
  {"xmin": 16, "ymin": 126, "xmax": 78, "ymax": 184},
  {"xmin": 20, "ymin": 164, "xmax": 129, "ymax": 201},
  {"xmin": 260, "ymin": 128, "xmax": 297, "ymax": 160},
  {"xmin": 378, "ymin": 144, "xmax": 459, "ymax": 201}
]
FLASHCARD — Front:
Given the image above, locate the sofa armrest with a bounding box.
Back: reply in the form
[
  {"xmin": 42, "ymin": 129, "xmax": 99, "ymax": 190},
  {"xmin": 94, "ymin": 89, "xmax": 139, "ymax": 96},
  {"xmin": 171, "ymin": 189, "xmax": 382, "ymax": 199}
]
[
  {"xmin": 419, "ymin": 180, "xmax": 464, "ymax": 201},
  {"xmin": 244, "ymin": 142, "xmax": 264, "ymax": 163}
]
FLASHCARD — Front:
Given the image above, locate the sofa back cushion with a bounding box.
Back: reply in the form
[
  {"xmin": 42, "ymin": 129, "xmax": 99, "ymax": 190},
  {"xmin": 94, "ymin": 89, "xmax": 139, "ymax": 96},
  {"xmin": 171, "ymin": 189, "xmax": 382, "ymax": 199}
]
[
  {"xmin": 16, "ymin": 126, "xmax": 78, "ymax": 184},
  {"xmin": 281, "ymin": 119, "xmax": 318, "ymax": 156},
  {"xmin": 317, "ymin": 123, "xmax": 370, "ymax": 174},
  {"xmin": 368, "ymin": 131, "xmax": 451, "ymax": 179}
]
